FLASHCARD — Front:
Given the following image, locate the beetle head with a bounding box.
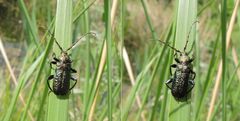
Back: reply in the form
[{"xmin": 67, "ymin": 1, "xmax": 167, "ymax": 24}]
[
  {"xmin": 175, "ymin": 52, "xmax": 190, "ymax": 64},
  {"xmin": 60, "ymin": 52, "xmax": 71, "ymax": 62}
]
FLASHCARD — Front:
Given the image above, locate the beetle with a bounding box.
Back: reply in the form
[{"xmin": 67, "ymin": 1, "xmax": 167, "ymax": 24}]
[
  {"xmin": 165, "ymin": 50, "xmax": 195, "ymax": 101},
  {"xmin": 47, "ymin": 32, "xmax": 95, "ymax": 96},
  {"xmin": 159, "ymin": 21, "xmax": 198, "ymax": 101}
]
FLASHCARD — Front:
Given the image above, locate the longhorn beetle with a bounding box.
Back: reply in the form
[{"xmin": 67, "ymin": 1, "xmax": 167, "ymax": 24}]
[
  {"xmin": 159, "ymin": 21, "xmax": 198, "ymax": 101},
  {"xmin": 47, "ymin": 31, "xmax": 95, "ymax": 96}
]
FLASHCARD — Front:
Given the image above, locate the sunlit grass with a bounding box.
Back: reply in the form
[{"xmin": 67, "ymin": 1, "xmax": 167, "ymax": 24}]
[{"xmin": 0, "ymin": 0, "xmax": 240, "ymax": 121}]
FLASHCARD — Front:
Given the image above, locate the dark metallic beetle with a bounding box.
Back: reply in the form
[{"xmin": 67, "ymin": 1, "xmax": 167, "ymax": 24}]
[
  {"xmin": 165, "ymin": 51, "xmax": 195, "ymax": 101},
  {"xmin": 47, "ymin": 32, "xmax": 94, "ymax": 95},
  {"xmin": 160, "ymin": 21, "xmax": 198, "ymax": 101}
]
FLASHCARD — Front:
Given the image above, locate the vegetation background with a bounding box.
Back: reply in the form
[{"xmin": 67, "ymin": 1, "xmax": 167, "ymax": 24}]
[{"xmin": 0, "ymin": 0, "xmax": 239, "ymax": 121}]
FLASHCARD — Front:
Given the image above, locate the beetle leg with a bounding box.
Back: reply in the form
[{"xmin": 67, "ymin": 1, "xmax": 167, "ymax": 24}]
[
  {"xmin": 52, "ymin": 52, "xmax": 60, "ymax": 62},
  {"xmin": 49, "ymin": 53, "xmax": 60, "ymax": 69},
  {"xmin": 50, "ymin": 61, "xmax": 57, "ymax": 69},
  {"xmin": 188, "ymin": 58, "xmax": 194, "ymax": 63},
  {"xmin": 170, "ymin": 64, "xmax": 177, "ymax": 76},
  {"xmin": 71, "ymin": 68, "xmax": 77, "ymax": 73},
  {"xmin": 188, "ymin": 54, "xmax": 195, "ymax": 63},
  {"xmin": 191, "ymin": 70, "xmax": 196, "ymax": 80},
  {"xmin": 53, "ymin": 57, "xmax": 60, "ymax": 62},
  {"xmin": 47, "ymin": 75, "xmax": 54, "ymax": 92},
  {"xmin": 69, "ymin": 77, "xmax": 77, "ymax": 91},
  {"xmin": 187, "ymin": 80, "xmax": 195, "ymax": 93},
  {"xmin": 174, "ymin": 52, "xmax": 178, "ymax": 58},
  {"xmin": 165, "ymin": 78, "xmax": 174, "ymax": 89}
]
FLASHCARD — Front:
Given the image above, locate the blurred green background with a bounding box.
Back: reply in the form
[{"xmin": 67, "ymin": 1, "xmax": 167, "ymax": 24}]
[{"xmin": 0, "ymin": 0, "xmax": 239, "ymax": 121}]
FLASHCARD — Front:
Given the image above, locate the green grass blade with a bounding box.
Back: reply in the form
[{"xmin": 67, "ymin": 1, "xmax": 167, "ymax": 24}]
[
  {"xmin": 98, "ymin": 81, "xmax": 122, "ymax": 120},
  {"xmin": 195, "ymin": 30, "xmax": 220, "ymax": 120},
  {"xmin": 3, "ymin": 52, "xmax": 44, "ymax": 121},
  {"xmin": 36, "ymin": 77, "xmax": 50, "ymax": 121},
  {"xmin": 20, "ymin": 31, "xmax": 55, "ymax": 121},
  {"xmin": 169, "ymin": 0, "xmax": 197, "ymax": 121},
  {"xmin": 221, "ymin": 0, "xmax": 227, "ymax": 120},
  {"xmin": 73, "ymin": 0, "xmax": 97, "ymax": 23},
  {"xmin": 151, "ymin": 23, "xmax": 174, "ymax": 121},
  {"xmin": 120, "ymin": 0, "xmax": 125, "ymax": 120},
  {"xmin": 82, "ymin": 0, "xmax": 91, "ymax": 116},
  {"xmin": 18, "ymin": 0, "xmax": 39, "ymax": 47},
  {"xmin": 160, "ymin": 20, "xmax": 177, "ymax": 121},
  {"xmin": 47, "ymin": 0, "xmax": 73, "ymax": 120},
  {"xmin": 140, "ymin": 0, "xmax": 160, "ymax": 63},
  {"xmin": 121, "ymin": 53, "xmax": 159, "ymax": 120},
  {"xmin": 209, "ymin": 62, "xmax": 240, "ymax": 121},
  {"xmin": 2, "ymin": 0, "xmax": 239, "ymax": 120},
  {"xmin": 140, "ymin": 0, "xmax": 158, "ymax": 39},
  {"xmin": 83, "ymin": 38, "xmax": 105, "ymax": 121},
  {"xmin": 104, "ymin": 0, "xmax": 112, "ymax": 120}
]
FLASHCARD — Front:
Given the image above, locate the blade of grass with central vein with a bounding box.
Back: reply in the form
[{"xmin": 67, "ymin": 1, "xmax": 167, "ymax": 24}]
[
  {"xmin": 169, "ymin": 0, "xmax": 197, "ymax": 121},
  {"xmin": 221, "ymin": 0, "xmax": 227, "ymax": 120},
  {"xmin": 47, "ymin": 0, "xmax": 73, "ymax": 121},
  {"xmin": 104, "ymin": 0, "xmax": 112, "ymax": 120}
]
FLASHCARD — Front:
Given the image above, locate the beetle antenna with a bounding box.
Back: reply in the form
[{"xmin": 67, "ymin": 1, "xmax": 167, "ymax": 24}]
[
  {"xmin": 156, "ymin": 39, "xmax": 181, "ymax": 53},
  {"xmin": 187, "ymin": 40, "xmax": 195, "ymax": 55},
  {"xmin": 184, "ymin": 21, "xmax": 199, "ymax": 52},
  {"xmin": 45, "ymin": 29, "xmax": 64, "ymax": 52},
  {"xmin": 66, "ymin": 32, "xmax": 96, "ymax": 51}
]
